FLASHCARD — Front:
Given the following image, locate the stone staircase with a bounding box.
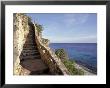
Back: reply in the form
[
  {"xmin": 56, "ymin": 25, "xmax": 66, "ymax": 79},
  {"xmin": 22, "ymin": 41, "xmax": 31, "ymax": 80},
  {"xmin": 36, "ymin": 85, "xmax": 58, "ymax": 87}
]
[{"xmin": 19, "ymin": 25, "xmax": 50, "ymax": 75}]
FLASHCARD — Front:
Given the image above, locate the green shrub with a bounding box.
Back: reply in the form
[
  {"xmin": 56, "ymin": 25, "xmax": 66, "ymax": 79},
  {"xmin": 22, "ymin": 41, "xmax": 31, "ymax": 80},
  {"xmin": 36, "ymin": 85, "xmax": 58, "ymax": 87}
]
[
  {"xmin": 35, "ymin": 24, "xmax": 43, "ymax": 33},
  {"xmin": 55, "ymin": 49, "xmax": 69, "ymax": 60},
  {"xmin": 55, "ymin": 48, "xmax": 84, "ymax": 75},
  {"xmin": 42, "ymin": 38, "xmax": 49, "ymax": 45},
  {"xmin": 62, "ymin": 59, "xmax": 84, "ymax": 75}
]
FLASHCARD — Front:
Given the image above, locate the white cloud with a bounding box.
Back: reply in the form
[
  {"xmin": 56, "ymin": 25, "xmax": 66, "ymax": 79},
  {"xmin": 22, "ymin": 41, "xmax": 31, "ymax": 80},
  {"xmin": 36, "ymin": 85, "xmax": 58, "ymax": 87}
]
[
  {"xmin": 63, "ymin": 14, "xmax": 89, "ymax": 27},
  {"xmin": 73, "ymin": 35, "xmax": 97, "ymax": 42}
]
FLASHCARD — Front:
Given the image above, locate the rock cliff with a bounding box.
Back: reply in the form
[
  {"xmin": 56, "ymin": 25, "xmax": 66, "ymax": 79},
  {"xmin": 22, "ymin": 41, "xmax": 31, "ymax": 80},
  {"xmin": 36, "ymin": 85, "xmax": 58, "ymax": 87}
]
[{"xmin": 13, "ymin": 13, "xmax": 70, "ymax": 75}]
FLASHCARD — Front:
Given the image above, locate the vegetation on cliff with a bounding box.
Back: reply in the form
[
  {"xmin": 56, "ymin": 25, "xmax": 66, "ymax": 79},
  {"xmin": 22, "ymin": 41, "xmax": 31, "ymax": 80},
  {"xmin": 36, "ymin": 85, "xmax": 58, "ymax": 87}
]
[
  {"xmin": 14, "ymin": 13, "xmax": 71, "ymax": 75},
  {"xmin": 41, "ymin": 38, "xmax": 49, "ymax": 45},
  {"xmin": 55, "ymin": 49, "xmax": 69, "ymax": 60},
  {"xmin": 55, "ymin": 49, "xmax": 84, "ymax": 75},
  {"xmin": 35, "ymin": 24, "xmax": 43, "ymax": 33},
  {"xmin": 62, "ymin": 59, "xmax": 84, "ymax": 75}
]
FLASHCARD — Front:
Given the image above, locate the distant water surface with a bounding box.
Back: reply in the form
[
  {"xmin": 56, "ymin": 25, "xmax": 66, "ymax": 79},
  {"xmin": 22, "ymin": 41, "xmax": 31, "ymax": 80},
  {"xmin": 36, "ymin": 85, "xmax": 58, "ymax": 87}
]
[{"xmin": 49, "ymin": 43, "xmax": 97, "ymax": 73}]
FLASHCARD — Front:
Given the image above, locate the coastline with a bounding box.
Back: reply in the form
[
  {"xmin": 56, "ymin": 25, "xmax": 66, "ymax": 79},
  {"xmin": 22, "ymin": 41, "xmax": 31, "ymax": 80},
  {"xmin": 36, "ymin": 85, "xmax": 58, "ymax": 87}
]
[
  {"xmin": 50, "ymin": 43, "xmax": 97, "ymax": 75},
  {"xmin": 74, "ymin": 62, "xmax": 96, "ymax": 75}
]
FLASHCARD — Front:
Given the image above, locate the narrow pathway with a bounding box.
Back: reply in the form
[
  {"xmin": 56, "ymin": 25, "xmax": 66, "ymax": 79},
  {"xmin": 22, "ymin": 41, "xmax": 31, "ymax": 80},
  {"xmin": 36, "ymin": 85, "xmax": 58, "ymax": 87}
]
[{"xmin": 19, "ymin": 24, "xmax": 50, "ymax": 75}]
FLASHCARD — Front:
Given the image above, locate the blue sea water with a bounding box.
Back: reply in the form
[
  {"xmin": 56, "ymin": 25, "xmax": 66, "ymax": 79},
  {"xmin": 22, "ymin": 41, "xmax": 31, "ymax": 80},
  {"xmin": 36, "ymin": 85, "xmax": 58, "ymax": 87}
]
[{"xmin": 49, "ymin": 43, "xmax": 97, "ymax": 73}]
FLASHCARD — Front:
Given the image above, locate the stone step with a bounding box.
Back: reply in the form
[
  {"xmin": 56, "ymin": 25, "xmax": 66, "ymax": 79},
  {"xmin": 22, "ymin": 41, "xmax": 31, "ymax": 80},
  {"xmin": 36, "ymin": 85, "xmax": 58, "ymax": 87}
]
[
  {"xmin": 27, "ymin": 35, "xmax": 34, "ymax": 37},
  {"xmin": 25, "ymin": 38, "xmax": 35, "ymax": 40},
  {"xmin": 21, "ymin": 54, "xmax": 40, "ymax": 58},
  {"xmin": 24, "ymin": 41, "xmax": 36, "ymax": 44},
  {"xmin": 27, "ymin": 34, "xmax": 34, "ymax": 36},
  {"xmin": 23, "ymin": 48, "xmax": 38, "ymax": 50},
  {"xmin": 28, "ymin": 33, "xmax": 34, "ymax": 36},
  {"xmin": 25, "ymin": 37, "xmax": 35, "ymax": 39},
  {"xmin": 23, "ymin": 44, "xmax": 37, "ymax": 46},
  {"xmin": 17, "ymin": 27, "xmax": 50, "ymax": 75},
  {"xmin": 23, "ymin": 47, "xmax": 37, "ymax": 49},
  {"xmin": 29, "ymin": 68, "xmax": 50, "ymax": 75},
  {"xmin": 26, "ymin": 36, "xmax": 35, "ymax": 38},
  {"xmin": 22, "ymin": 47, "xmax": 38, "ymax": 50},
  {"xmin": 20, "ymin": 52, "xmax": 40, "ymax": 57},
  {"xmin": 22, "ymin": 50, "xmax": 39, "ymax": 53},
  {"xmin": 23, "ymin": 45, "xmax": 37, "ymax": 48},
  {"xmin": 26, "ymin": 38, "xmax": 34, "ymax": 40},
  {"xmin": 20, "ymin": 55, "xmax": 41, "ymax": 60},
  {"xmin": 24, "ymin": 43, "xmax": 36, "ymax": 45},
  {"xmin": 25, "ymin": 40, "xmax": 35, "ymax": 43},
  {"xmin": 23, "ymin": 46, "xmax": 37, "ymax": 49},
  {"xmin": 20, "ymin": 59, "xmax": 48, "ymax": 72}
]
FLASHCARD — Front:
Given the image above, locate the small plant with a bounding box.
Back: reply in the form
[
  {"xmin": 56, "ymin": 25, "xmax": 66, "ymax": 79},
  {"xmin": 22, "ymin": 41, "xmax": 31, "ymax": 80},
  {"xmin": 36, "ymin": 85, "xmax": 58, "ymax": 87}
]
[
  {"xmin": 35, "ymin": 24, "xmax": 43, "ymax": 33},
  {"xmin": 55, "ymin": 48, "xmax": 84, "ymax": 75},
  {"xmin": 55, "ymin": 49, "xmax": 69, "ymax": 60},
  {"xmin": 62, "ymin": 59, "xmax": 84, "ymax": 75},
  {"xmin": 28, "ymin": 16, "xmax": 32, "ymax": 23},
  {"xmin": 42, "ymin": 38, "xmax": 49, "ymax": 45}
]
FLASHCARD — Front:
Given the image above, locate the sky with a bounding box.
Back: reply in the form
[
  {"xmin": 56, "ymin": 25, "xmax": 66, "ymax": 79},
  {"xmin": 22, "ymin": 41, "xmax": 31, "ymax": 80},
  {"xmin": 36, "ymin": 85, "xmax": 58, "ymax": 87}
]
[{"xmin": 26, "ymin": 13, "xmax": 97, "ymax": 43}]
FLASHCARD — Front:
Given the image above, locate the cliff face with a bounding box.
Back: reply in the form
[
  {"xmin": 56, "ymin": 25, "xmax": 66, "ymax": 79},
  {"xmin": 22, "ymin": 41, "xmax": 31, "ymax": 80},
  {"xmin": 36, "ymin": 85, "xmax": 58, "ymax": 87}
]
[
  {"xmin": 13, "ymin": 13, "xmax": 30, "ymax": 75},
  {"xmin": 13, "ymin": 13, "xmax": 70, "ymax": 75},
  {"xmin": 14, "ymin": 13, "xmax": 49, "ymax": 75}
]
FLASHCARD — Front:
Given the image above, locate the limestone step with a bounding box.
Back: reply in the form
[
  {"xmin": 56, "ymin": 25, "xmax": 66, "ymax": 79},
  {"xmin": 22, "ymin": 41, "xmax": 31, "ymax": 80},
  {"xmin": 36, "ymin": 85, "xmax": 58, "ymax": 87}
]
[
  {"xmin": 24, "ymin": 43, "xmax": 36, "ymax": 45},
  {"xmin": 26, "ymin": 37, "xmax": 35, "ymax": 39},
  {"xmin": 29, "ymin": 68, "xmax": 50, "ymax": 75},
  {"xmin": 25, "ymin": 38, "xmax": 35, "ymax": 40},
  {"xmin": 20, "ymin": 52, "xmax": 40, "ymax": 57},
  {"xmin": 20, "ymin": 59, "xmax": 48, "ymax": 72},
  {"xmin": 23, "ymin": 48, "xmax": 38, "ymax": 50},
  {"xmin": 20, "ymin": 57, "xmax": 41, "ymax": 61},
  {"xmin": 23, "ymin": 43, "xmax": 36, "ymax": 45},
  {"xmin": 26, "ymin": 38, "xmax": 34, "ymax": 40},
  {"xmin": 19, "ymin": 27, "xmax": 50, "ymax": 75},
  {"xmin": 22, "ymin": 50, "xmax": 39, "ymax": 53},
  {"xmin": 24, "ymin": 42, "xmax": 37, "ymax": 44},
  {"xmin": 23, "ymin": 45, "xmax": 37, "ymax": 48},
  {"xmin": 20, "ymin": 55, "xmax": 41, "ymax": 61},
  {"xmin": 23, "ymin": 43, "xmax": 36, "ymax": 46},
  {"xmin": 22, "ymin": 51, "xmax": 39, "ymax": 54},
  {"xmin": 25, "ymin": 35, "xmax": 34, "ymax": 38},
  {"xmin": 24, "ymin": 41, "xmax": 36, "ymax": 44},
  {"xmin": 28, "ymin": 33, "xmax": 34, "ymax": 35},
  {"xmin": 23, "ymin": 45, "xmax": 37, "ymax": 49},
  {"xmin": 27, "ymin": 34, "xmax": 34, "ymax": 36},
  {"xmin": 22, "ymin": 48, "xmax": 38, "ymax": 51},
  {"xmin": 25, "ymin": 40, "xmax": 35, "ymax": 43},
  {"xmin": 24, "ymin": 43, "xmax": 35, "ymax": 46},
  {"xmin": 23, "ymin": 46, "xmax": 38, "ymax": 49},
  {"xmin": 27, "ymin": 35, "xmax": 34, "ymax": 38}
]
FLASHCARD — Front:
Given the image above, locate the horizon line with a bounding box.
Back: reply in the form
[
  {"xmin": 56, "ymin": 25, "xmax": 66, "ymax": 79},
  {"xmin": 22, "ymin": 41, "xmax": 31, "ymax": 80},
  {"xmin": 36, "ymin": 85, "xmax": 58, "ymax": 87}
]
[{"xmin": 50, "ymin": 42, "xmax": 97, "ymax": 43}]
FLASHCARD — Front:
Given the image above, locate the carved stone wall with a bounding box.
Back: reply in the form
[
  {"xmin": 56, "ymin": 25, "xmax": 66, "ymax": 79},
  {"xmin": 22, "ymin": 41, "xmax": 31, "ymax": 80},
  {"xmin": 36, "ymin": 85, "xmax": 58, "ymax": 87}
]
[
  {"xmin": 13, "ymin": 13, "xmax": 30, "ymax": 75},
  {"xmin": 13, "ymin": 13, "xmax": 70, "ymax": 75}
]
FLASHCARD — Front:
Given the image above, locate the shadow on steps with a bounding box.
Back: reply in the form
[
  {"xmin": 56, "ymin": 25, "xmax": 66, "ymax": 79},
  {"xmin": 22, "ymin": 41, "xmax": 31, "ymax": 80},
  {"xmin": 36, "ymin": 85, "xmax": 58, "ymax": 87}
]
[
  {"xmin": 19, "ymin": 23, "xmax": 50, "ymax": 75},
  {"xmin": 29, "ymin": 68, "xmax": 51, "ymax": 75}
]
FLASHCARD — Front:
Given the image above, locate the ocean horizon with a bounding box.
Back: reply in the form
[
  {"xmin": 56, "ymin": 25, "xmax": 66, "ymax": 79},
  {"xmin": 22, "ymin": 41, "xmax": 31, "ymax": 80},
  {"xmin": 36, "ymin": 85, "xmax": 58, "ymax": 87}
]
[{"xmin": 49, "ymin": 43, "xmax": 97, "ymax": 74}]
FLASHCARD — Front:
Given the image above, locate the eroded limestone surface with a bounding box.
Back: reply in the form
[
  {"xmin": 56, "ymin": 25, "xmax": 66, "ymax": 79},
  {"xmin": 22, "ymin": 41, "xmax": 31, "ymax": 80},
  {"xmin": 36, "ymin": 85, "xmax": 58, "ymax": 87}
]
[{"xmin": 13, "ymin": 13, "xmax": 70, "ymax": 75}]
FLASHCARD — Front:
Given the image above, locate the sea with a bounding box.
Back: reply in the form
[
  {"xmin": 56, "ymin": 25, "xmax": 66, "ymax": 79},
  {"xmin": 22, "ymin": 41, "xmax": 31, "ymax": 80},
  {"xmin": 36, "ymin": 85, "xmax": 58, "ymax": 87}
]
[{"xmin": 49, "ymin": 43, "xmax": 97, "ymax": 74}]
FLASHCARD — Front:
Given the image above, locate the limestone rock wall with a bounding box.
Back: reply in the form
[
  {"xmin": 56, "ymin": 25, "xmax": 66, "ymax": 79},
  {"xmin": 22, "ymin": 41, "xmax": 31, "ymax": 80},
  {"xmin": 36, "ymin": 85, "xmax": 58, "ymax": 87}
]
[
  {"xmin": 13, "ymin": 13, "xmax": 30, "ymax": 75},
  {"xmin": 13, "ymin": 13, "xmax": 70, "ymax": 75}
]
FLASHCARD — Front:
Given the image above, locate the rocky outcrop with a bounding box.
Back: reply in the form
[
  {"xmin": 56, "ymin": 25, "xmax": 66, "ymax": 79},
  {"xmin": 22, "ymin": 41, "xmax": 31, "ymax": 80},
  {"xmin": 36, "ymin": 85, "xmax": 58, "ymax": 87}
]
[
  {"xmin": 13, "ymin": 13, "xmax": 30, "ymax": 75},
  {"xmin": 14, "ymin": 13, "xmax": 49, "ymax": 75},
  {"xmin": 13, "ymin": 13, "xmax": 70, "ymax": 75}
]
